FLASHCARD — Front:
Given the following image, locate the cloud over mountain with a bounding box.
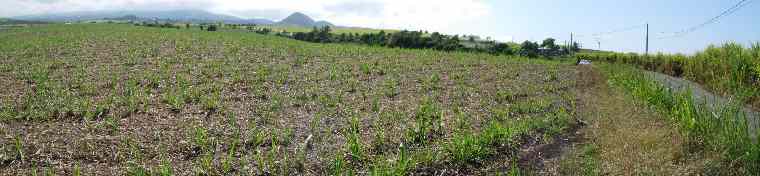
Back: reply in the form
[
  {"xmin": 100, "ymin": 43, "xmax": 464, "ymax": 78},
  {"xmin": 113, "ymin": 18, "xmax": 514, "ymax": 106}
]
[{"xmin": 2, "ymin": 0, "xmax": 491, "ymax": 32}]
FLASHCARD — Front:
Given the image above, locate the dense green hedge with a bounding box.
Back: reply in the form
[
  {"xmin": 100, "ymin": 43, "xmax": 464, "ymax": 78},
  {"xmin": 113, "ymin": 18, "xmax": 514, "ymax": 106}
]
[{"xmin": 576, "ymin": 42, "xmax": 760, "ymax": 107}]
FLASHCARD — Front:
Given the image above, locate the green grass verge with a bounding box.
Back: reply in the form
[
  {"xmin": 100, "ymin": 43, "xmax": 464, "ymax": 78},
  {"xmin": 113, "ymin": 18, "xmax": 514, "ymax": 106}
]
[{"xmin": 601, "ymin": 63, "xmax": 760, "ymax": 175}]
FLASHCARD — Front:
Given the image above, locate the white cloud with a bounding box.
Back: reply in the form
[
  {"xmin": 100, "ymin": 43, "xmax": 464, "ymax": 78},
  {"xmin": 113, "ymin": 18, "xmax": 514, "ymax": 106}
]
[
  {"xmin": 209, "ymin": 0, "xmax": 492, "ymax": 33},
  {"xmin": 1, "ymin": 0, "xmax": 491, "ymax": 34},
  {"xmin": 0, "ymin": 0, "xmax": 212, "ymax": 16}
]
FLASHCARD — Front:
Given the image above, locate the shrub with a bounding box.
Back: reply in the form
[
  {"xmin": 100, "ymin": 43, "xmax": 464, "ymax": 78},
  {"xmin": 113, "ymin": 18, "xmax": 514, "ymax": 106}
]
[{"xmin": 520, "ymin": 40, "xmax": 540, "ymax": 58}]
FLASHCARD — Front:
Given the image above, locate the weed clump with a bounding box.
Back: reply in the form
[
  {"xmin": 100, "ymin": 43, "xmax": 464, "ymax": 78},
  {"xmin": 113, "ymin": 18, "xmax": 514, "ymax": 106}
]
[{"xmin": 405, "ymin": 98, "xmax": 443, "ymax": 145}]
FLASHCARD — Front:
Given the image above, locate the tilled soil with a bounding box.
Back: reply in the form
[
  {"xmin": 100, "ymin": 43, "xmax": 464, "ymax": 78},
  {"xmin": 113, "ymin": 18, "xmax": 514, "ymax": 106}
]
[{"xmin": 0, "ymin": 24, "xmax": 580, "ymax": 175}]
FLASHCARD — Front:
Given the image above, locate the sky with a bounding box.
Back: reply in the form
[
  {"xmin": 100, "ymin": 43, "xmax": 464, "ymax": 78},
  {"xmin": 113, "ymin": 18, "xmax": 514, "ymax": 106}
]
[{"xmin": 0, "ymin": 0, "xmax": 757, "ymax": 54}]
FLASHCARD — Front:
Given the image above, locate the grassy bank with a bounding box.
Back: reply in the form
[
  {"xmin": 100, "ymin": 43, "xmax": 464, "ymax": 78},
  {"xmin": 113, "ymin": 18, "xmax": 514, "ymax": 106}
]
[
  {"xmin": 577, "ymin": 43, "xmax": 760, "ymax": 108},
  {"xmin": 600, "ymin": 63, "xmax": 760, "ymax": 174}
]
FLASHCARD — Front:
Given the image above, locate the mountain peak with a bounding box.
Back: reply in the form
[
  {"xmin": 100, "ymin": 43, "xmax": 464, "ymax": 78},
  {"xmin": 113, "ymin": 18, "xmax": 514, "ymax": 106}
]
[
  {"xmin": 289, "ymin": 12, "xmax": 308, "ymax": 17},
  {"xmin": 276, "ymin": 12, "xmax": 336, "ymax": 27},
  {"xmin": 278, "ymin": 12, "xmax": 316, "ymax": 26}
]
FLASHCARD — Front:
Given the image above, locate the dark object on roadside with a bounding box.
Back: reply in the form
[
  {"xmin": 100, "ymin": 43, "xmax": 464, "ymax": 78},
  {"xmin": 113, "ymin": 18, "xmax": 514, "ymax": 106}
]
[
  {"xmin": 255, "ymin": 28, "xmax": 271, "ymax": 34},
  {"xmin": 207, "ymin": 25, "xmax": 217, "ymax": 31}
]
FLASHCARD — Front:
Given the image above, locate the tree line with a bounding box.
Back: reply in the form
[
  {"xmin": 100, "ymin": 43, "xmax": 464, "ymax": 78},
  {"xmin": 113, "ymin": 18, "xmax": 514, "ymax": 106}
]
[
  {"xmin": 133, "ymin": 22, "xmax": 581, "ymax": 58},
  {"xmin": 135, "ymin": 22, "xmax": 255, "ymax": 32},
  {"xmin": 266, "ymin": 26, "xmax": 579, "ymax": 57}
]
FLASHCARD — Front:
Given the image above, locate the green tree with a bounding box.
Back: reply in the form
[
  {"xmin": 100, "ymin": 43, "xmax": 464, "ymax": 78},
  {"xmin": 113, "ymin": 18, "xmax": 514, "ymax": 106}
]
[
  {"xmin": 489, "ymin": 43, "xmax": 513, "ymax": 55},
  {"xmin": 541, "ymin": 38, "xmax": 563, "ymax": 56},
  {"xmin": 541, "ymin": 38, "xmax": 557, "ymax": 50},
  {"xmin": 207, "ymin": 25, "xmax": 217, "ymax": 31},
  {"xmin": 520, "ymin": 41, "xmax": 540, "ymax": 58},
  {"xmin": 317, "ymin": 26, "xmax": 332, "ymax": 43}
]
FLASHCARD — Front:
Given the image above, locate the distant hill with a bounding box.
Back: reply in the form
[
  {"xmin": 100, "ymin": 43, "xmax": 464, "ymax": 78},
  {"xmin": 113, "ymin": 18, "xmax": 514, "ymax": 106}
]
[
  {"xmin": 277, "ymin": 12, "xmax": 314, "ymax": 26},
  {"xmin": 103, "ymin": 15, "xmax": 141, "ymax": 21},
  {"xmin": 0, "ymin": 18, "xmax": 48, "ymax": 25},
  {"xmin": 12, "ymin": 10, "xmax": 274, "ymax": 24},
  {"xmin": 9, "ymin": 10, "xmax": 340, "ymax": 27},
  {"xmin": 277, "ymin": 12, "xmax": 335, "ymax": 27},
  {"xmin": 314, "ymin": 21, "xmax": 335, "ymax": 27}
]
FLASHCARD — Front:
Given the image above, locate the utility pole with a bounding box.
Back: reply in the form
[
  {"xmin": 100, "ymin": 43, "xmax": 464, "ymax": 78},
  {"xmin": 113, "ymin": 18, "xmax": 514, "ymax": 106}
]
[
  {"xmin": 598, "ymin": 41, "xmax": 601, "ymax": 50},
  {"xmin": 645, "ymin": 23, "xmax": 649, "ymax": 56},
  {"xmin": 570, "ymin": 33, "xmax": 574, "ymax": 53}
]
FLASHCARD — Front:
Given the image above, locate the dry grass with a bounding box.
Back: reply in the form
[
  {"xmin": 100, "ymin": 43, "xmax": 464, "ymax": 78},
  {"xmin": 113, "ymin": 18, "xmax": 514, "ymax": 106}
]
[{"xmin": 557, "ymin": 65, "xmax": 716, "ymax": 175}]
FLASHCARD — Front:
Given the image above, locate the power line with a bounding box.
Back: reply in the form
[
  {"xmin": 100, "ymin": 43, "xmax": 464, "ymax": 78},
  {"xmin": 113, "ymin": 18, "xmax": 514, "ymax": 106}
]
[
  {"xmin": 657, "ymin": 0, "xmax": 752, "ymax": 39},
  {"xmin": 576, "ymin": 24, "xmax": 647, "ymax": 39},
  {"xmin": 560, "ymin": 0, "xmax": 751, "ymax": 53}
]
